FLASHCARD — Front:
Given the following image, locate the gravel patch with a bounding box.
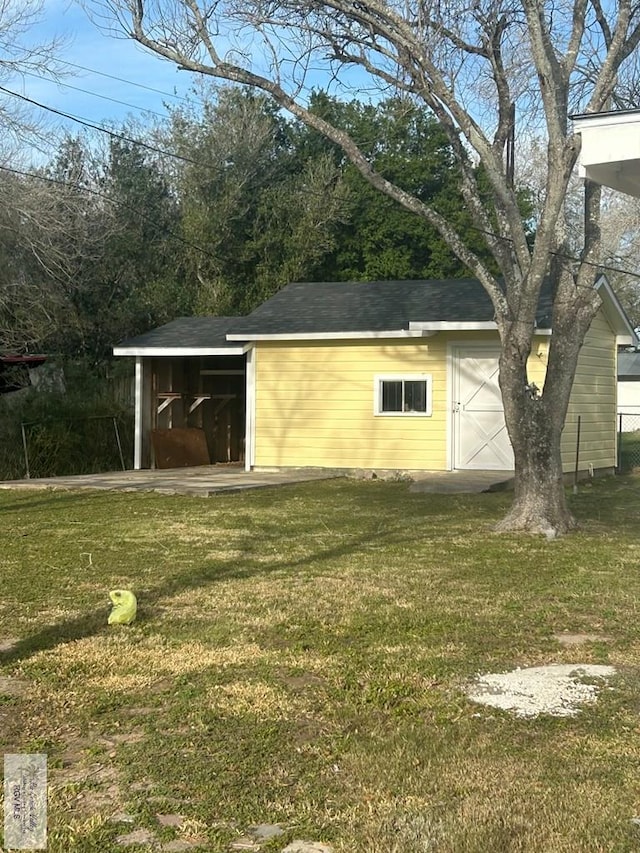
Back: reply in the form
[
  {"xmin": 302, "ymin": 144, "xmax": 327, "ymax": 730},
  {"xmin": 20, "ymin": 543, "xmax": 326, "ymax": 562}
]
[{"xmin": 468, "ymin": 663, "xmax": 616, "ymax": 718}]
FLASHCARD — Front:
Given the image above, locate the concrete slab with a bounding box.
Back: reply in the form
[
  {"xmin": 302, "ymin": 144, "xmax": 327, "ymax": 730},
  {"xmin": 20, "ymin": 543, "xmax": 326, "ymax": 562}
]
[
  {"xmin": 409, "ymin": 470, "xmax": 514, "ymax": 494},
  {"xmin": 0, "ymin": 465, "xmax": 337, "ymax": 497},
  {"xmin": 0, "ymin": 466, "xmax": 514, "ymax": 497}
]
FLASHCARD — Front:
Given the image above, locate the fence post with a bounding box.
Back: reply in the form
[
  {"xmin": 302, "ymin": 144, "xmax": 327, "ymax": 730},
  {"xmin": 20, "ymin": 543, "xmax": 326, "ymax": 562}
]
[
  {"xmin": 113, "ymin": 417, "xmax": 126, "ymax": 471},
  {"xmin": 573, "ymin": 415, "xmax": 581, "ymax": 492},
  {"xmin": 20, "ymin": 422, "xmax": 30, "ymax": 479},
  {"xmin": 618, "ymin": 413, "xmax": 623, "ymax": 472}
]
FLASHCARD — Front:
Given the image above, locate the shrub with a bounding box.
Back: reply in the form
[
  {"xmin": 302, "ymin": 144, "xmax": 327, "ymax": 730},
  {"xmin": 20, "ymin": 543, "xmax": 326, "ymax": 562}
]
[{"xmin": 0, "ymin": 360, "xmax": 134, "ymax": 479}]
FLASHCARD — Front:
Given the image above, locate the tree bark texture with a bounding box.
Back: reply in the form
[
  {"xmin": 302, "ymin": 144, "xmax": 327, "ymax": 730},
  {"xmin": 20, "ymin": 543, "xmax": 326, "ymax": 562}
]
[{"xmin": 496, "ymin": 268, "xmax": 601, "ymax": 535}]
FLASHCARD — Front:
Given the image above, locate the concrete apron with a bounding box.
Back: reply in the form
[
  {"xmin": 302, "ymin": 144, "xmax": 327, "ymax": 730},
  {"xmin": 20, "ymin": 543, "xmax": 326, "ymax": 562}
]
[
  {"xmin": 409, "ymin": 470, "xmax": 514, "ymax": 494},
  {"xmin": 0, "ymin": 466, "xmax": 514, "ymax": 497}
]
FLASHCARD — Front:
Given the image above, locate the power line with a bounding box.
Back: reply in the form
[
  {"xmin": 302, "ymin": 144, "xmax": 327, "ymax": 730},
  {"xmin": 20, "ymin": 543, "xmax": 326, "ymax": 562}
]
[
  {"xmin": 0, "ymin": 163, "xmax": 218, "ymax": 262},
  {"xmin": 18, "ymin": 68, "xmax": 173, "ymax": 121},
  {"xmin": 1, "ymin": 83, "xmax": 638, "ymax": 284},
  {"xmin": 0, "ymin": 39, "xmax": 192, "ymax": 105},
  {"xmin": 0, "ymin": 85, "xmax": 199, "ymax": 165},
  {"xmin": 468, "ymin": 221, "xmax": 640, "ymax": 282},
  {"xmin": 44, "ymin": 60, "xmax": 191, "ymax": 105}
]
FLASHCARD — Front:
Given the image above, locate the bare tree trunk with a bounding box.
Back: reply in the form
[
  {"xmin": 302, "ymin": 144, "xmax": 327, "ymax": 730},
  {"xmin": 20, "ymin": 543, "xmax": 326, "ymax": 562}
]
[
  {"xmin": 497, "ymin": 392, "xmax": 574, "ymax": 535},
  {"xmin": 496, "ymin": 270, "xmax": 600, "ymax": 535}
]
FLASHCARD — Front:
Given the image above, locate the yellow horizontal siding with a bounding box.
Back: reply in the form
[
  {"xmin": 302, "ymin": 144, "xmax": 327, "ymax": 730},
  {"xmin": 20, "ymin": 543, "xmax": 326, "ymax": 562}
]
[
  {"xmin": 254, "ymin": 338, "xmax": 449, "ymax": 469},
  {"xmin": 561, "ymin": 309, "xmax": 617, "ymax": 470},
  {"xmin": 252, "ymin": 315, "xmax": 616, "ymax": 472}
]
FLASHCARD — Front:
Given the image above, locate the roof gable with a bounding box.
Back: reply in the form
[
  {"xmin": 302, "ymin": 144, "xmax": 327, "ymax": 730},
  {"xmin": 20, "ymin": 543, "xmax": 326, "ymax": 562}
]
[{"xmin": 228, "ymin": 279, "xmax": 553, "ymax": 338}]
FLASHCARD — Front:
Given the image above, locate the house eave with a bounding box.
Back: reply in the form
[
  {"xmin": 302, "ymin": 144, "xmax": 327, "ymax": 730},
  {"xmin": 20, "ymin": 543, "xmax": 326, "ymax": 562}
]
[
  {"xmin": 226, "ymin": 329, "xmax": 436, "ymax": 342},
  {"xmin": 572, "ymin": 110, "xmax": 640, "ymax": 197},
  {"xmin": 112, "ymin": 346, "xmax": 245, "ymax": 357},
  {"xmin": 595, "ymin": 275, "xmax": 638, "ymax": 344}
]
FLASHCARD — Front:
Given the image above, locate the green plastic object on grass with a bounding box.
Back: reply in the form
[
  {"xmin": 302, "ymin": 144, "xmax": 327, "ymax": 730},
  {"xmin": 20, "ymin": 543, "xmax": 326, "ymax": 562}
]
[{"xmin": 108, "ymin": 589, "xmax": 137, "ymax": 625}]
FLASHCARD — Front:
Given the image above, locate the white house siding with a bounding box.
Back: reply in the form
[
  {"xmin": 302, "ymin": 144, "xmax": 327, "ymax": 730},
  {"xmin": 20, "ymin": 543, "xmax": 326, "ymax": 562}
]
[{"xmin": 617, "ymin": 381, "xmax": 640, "ymax": 435}]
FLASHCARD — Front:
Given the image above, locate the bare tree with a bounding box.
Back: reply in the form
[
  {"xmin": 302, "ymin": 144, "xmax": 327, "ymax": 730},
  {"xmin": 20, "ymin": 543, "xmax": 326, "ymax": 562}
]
[
  {"xmin": 88, "ymin": 0, "xmax": 640, "ymax": 534},
  {"xmin": 0, "ymin": 1, "xmax": 76, "ymax": 350},
  {"xmin": 0, "ymin": 0, "xmax": 68, "ymax": 160},
  {"xmin": 0, "ymin": 158, "xmax": 102, "ymax": 354}
]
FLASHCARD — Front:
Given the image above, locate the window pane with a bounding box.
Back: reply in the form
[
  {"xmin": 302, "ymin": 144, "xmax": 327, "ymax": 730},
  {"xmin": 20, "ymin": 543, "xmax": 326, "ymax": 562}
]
[
  {"xmin": 381, "ymin": 380, "xmax": 403, "ymax": 411},
  {"xmin": 404, "ymin": 381, "xmax": 427, "ymax": 412}
]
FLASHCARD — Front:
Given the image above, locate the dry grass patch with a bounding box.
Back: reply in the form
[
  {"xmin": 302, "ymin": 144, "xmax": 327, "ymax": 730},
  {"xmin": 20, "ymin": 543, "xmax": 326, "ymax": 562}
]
[
  {"xmin": 206, "ymin": 681, "xmax": 304, "ymax": 720},
  {"xmin": 26, "ymin": 636, "xmax": 276, "ymax": 690}
]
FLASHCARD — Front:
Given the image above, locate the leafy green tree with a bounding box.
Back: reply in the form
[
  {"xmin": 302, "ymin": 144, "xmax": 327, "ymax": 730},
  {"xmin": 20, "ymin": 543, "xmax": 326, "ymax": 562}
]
[
  {"xmin": 89, "ymin": 138, "xmax": 187, "ymax": 357},
  {"xmin": 164, "ymin": 87, "xmax": 349, "ymax": 313},
  {"xmin": 298, "ymin": 94, "xmax": 500, "ymax": 282},
  {"xmin": 36, "ymin": 135, "xmax": 187, "ymax": 363}
]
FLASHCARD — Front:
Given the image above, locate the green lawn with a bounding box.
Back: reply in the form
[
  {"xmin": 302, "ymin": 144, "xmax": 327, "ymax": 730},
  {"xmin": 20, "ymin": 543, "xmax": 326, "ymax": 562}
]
[{"xmin": 2, "ymin": 477, "xmax": 640, "ymax": 851}]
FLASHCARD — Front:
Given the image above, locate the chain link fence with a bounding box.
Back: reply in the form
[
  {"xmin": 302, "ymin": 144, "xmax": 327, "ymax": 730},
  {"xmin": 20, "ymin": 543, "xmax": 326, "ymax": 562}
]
[
  {"xmin": 618, "ymin": 413, "xmax": 640, "ymax": 472},
  {"xmin": 19, "ymin": 414, "xmax": 134, "ymax": 479}
]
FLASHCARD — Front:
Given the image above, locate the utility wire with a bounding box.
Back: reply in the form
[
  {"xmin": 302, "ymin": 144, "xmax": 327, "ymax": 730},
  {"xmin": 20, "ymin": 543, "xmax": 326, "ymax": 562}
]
[
  {"xmin": 466, "ymin": 221, "xmax": 640, "ymax": 282},
  {"xmin": 0, "ymin": 85, "xmax": 199, "ymax": 165},
  {"xmin": 0, "ymin": 39, "xmax": 193, "ymax": 105},
  {"xmin": 0, "ymin": 163, "xmax": 218, "ymax": 262},
  {"xmin": 17, "ymin": 68, "xmax": 174, "ymax": 121},
  {"xmin": 5, "ymin": 159, "xmax": 640, "ymax": 286},
  {"xmin": 1, "ymin": 86, "xmax": 639, "ymax": 284},
  {"xmin": 1, "ymin": 40, "xmax": 635, "ymax": 284}
]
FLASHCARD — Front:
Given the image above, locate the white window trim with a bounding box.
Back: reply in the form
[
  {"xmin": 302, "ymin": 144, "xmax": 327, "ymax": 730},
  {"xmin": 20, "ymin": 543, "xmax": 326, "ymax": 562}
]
[{"xmin": 374, "ymin": 373, "xmax": 433, "ymax": 417}]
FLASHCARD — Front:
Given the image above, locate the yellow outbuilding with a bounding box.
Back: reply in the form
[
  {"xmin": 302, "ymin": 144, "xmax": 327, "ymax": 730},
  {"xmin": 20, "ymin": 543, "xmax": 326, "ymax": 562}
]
[{"xmin": 115, "ymin": 276, "xmax": 636, "ymax": 478}]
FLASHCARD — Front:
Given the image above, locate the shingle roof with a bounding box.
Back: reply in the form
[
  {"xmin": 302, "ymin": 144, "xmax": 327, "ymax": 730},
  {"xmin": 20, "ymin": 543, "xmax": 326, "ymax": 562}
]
[
  {"xmin": 230, "ymin": 279, "xmax": 554, "ymax": 335},
  {"xmin": 114, "ymin": 279, "xmax": 555, "ymax": 352},
  {"xmin": 116, "ymin": 316, "xmax": 242, "ymax": 349}
]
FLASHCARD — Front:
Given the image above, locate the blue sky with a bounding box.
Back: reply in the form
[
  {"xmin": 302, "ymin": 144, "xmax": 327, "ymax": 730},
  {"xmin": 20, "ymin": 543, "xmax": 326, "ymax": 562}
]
[
  {"xmin": 7, "ymin": 0, "xmax": 196, "ymax": 154},
  {"xmin": 4, "ymin": 0, "xmax": 378, "ymax": 164},
  {"xmin": 8, "ymin": 0, "xmax": 376, "ymax": 145}
]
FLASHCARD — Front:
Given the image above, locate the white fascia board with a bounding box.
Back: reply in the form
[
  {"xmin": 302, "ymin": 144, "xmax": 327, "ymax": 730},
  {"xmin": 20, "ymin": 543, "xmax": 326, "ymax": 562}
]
[
  {"xmin": 113, "ymin": 346, "xmax": 245, "ymax": 357},
  {"xmin": 572, "ymin": 109, "xmax": 640, "ymax": 132},
  {"xmin": 409, "ymin": 320, "xmax": 553, "ymax": 335},
  {"xmin": 407, "ymin": 320, "xmax": 552, "ymax": 333},
  {"xmin": 595, "ymin": 274, "xmax": 639, "ymax": 343},
  {"xmin": 408, "ymin": 320, "xmax": 498, "ymax": 331},
  {"xmin": 226, "ymin": 330, "xmax": 432, "ymax": 342}
]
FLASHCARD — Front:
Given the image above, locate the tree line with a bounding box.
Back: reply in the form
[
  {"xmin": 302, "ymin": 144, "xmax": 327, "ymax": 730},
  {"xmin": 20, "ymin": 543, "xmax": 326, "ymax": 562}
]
[{"xmin": 0, "ymin": 87, "xmax": 524, "ymax": 363}]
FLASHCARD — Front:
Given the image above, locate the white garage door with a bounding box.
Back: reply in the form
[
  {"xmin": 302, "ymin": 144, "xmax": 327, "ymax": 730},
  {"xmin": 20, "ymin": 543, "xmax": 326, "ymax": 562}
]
[{"xmin": 453, "ymin": 347, "xmax": 514, "ymax": 471}]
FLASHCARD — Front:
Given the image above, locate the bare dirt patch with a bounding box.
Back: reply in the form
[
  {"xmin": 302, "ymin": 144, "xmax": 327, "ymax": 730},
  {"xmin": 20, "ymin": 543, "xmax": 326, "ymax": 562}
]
[
  {"xmin": 0, "ymin": 675, "xmax": 30, "ymax": 696},
  {"xmin": 553, "ymin": 632, "xmax": 613, "ymax": 647}
]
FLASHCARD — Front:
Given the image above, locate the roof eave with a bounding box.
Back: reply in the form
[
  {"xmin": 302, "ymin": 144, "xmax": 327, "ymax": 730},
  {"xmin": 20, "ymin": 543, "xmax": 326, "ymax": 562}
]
[
  {"xmin": 113, "ymin": 346, "xmax": 245, "ymax": 357},
  {"xmin": 595, "ymin": 275, "xmax": 639, "ymax": 345},
  {"xmin": 226, "ymin": 329, "xmax": 436, "ymax": 342}
]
